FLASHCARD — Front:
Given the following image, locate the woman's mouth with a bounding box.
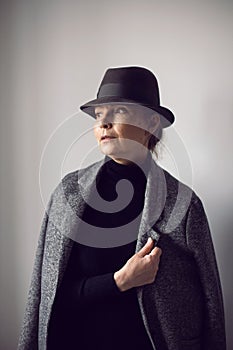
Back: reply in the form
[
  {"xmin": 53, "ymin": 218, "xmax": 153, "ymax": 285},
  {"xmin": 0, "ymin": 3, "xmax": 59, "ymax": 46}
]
[{"xmin": 100, "ymin": 136, "xmax": 116, "ymax": 142}]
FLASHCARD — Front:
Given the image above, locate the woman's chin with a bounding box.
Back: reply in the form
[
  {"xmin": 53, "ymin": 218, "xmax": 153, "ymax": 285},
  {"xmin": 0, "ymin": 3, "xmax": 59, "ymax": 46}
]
[
  {"xmin": 99, "ymin": 143, "xmax": 146, "ymax": 163},
  {"xmin": 99, "ymin": 144, "xmax": 120, "ymax": 157}
]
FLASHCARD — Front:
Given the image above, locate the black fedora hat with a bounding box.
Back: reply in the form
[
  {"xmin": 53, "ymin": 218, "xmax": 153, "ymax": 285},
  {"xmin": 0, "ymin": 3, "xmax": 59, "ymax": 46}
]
[{"xmin": 80, "ymin": 66, "xmax": 175, "ymax": 128}]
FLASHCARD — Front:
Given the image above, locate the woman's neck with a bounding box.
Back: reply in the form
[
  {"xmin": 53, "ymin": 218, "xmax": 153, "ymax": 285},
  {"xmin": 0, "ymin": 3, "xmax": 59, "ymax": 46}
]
[{"xmin": 108, "ymin": 151, "xmax": 151, "ymax": 166}]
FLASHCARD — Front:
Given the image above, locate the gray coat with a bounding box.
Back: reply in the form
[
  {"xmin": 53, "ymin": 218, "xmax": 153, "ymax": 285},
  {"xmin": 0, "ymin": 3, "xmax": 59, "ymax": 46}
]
[{"xmin": 18, "ymin": 158, "xmax": 226, "ymax": 350}]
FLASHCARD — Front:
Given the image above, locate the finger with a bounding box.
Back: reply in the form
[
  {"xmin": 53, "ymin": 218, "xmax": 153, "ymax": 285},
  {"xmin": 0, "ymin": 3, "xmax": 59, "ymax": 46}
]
[
  {"xmin": 149, "ymin": 246, "xmax": 162, "ymax": 257},
  {"xmin": 137, "ymin": 237, "xmax": 154, "ymax": 257}
]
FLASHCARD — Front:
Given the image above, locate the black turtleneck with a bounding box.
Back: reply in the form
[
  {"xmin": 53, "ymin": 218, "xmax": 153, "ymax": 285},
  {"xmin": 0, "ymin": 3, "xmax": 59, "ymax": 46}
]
[
  {"xmin": 48, "ymin": 156, "xmax": 153, "ymax": 350},
  {"xmin": 82, "ymin": 155, "xmax": 149, "ymax": 228}
]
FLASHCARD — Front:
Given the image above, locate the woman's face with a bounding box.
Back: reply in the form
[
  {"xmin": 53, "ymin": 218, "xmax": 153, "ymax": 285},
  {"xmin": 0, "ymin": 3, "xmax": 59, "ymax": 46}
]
[{"xmin": 93, "ymin": 104, "xmax": 159, "ymax": 165}]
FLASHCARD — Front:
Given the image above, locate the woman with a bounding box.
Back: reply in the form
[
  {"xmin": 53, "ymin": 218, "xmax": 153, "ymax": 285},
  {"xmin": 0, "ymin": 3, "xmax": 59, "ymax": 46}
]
[{"xmin": 18, "ymin": 66, "xmax": 226, "ymax": 350}]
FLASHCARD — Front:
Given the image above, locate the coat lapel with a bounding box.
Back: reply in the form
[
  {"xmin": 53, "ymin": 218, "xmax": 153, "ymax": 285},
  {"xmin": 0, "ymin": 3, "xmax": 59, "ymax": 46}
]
[
  {"xmin": 136, "ymin": 159, "xmax": 167, "ymax": 252},
  {"xmin": 134, "ymin": 160, "xmax": 168, "ymax": 350}
]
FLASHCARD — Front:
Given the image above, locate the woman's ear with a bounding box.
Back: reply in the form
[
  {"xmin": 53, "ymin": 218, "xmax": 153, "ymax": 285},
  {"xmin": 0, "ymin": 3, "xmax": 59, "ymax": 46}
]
[{"xmin": 147, "ymin": 113, "xmax": 160, "ymax": 134}]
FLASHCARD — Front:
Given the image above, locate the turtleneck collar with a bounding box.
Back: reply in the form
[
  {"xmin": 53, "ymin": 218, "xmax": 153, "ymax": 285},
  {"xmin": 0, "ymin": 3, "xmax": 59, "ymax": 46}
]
[{"xmin": 103, "ymin": 152, "xmax": 152, "ymax": 180}]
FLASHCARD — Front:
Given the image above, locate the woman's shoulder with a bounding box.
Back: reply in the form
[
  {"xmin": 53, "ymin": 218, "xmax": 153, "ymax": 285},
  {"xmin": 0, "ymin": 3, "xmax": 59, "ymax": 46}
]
[
  {"xmin": 64, "ymin": 159, "xmax": 104, "ymax": 181},
  {"xmin": 152, "ymin": 164, "xmax": 208, "ymax": 233},
  {"xmin": 44, "ymin": 159, "xmax": 105, "ymax": 216},
  {"xmin": 51, "ymin": 159, "xmax": 104, "ymax": 197},
  {"xmin": 155, "ymin": 162, "xmax": 201, "ymax": 207}
]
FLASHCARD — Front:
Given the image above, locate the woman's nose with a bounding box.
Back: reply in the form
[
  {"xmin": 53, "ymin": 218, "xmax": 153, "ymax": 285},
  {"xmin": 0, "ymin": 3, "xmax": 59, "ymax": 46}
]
[
  {"xmin": 100, "ymin": 121, "xmax": 113, "ymax": 129},
  {"xmin": 99, "ymin": 113, "xmax": 113, "ymax": 129}
]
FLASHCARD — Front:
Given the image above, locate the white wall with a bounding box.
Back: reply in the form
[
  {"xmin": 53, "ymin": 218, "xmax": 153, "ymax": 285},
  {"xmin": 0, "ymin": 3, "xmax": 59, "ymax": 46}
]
[{"xmin": 0, "ymin": 0, "xmax": 232, "ymax": 348}]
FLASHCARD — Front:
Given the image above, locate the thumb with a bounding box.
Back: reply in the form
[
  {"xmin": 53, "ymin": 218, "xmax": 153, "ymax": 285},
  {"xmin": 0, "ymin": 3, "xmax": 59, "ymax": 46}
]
[{"xmin": 137, "ymin": 237, "xmax": 154, "ymax": 257}]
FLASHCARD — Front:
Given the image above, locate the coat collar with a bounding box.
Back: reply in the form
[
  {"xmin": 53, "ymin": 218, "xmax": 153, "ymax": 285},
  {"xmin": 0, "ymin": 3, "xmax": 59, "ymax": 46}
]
[{"xmin": 50, "ymin": 155, "xmax": 168, "ymax": 251}]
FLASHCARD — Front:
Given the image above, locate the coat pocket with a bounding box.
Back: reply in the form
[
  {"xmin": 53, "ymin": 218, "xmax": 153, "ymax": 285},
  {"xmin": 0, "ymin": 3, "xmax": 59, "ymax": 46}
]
[{"xmin": 180, "ymin": 337, "xmax": 201, "ymax": 350}]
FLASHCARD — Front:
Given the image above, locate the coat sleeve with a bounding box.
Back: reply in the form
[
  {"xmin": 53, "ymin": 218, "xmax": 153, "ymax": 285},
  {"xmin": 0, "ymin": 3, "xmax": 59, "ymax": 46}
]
[
  {"xmin": 186, "ymin": 195, "xmax": 226, "ymax": 350},
  {"xmin": 17, "ymin": 195, "xmax": 53, "ymax": 350}
]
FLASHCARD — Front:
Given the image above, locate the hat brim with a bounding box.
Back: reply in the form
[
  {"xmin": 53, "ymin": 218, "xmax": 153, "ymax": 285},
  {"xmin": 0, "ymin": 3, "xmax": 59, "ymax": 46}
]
[{"xmin": 80, "ymin": 97, "xmax": 175, "ymax": 128}]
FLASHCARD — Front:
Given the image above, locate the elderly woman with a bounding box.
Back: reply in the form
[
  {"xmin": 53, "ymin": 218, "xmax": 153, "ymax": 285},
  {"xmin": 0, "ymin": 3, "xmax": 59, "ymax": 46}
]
[{"xmin": 18, "ymin": 67, "xmax": 226, "ymax": 350}]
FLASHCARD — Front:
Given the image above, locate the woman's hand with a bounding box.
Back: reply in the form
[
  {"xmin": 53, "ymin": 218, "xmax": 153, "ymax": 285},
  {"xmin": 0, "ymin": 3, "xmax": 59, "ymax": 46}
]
[{"xmin": 114, "ymin": 237, "xmax": 162, "ymax": 292}]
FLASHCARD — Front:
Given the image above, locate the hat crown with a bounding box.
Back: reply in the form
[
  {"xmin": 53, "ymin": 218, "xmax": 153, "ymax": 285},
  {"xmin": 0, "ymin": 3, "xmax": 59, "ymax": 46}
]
[{"xmin": 97, "ymin": 66, "xmax": 160, "ymax": 106}]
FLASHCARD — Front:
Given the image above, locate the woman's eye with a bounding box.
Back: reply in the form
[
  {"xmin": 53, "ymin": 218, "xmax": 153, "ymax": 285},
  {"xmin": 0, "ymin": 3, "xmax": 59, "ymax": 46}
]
[
  {"xmin": 115, "ymin": 107, "xmax": 127, "ymax": 114},
  {"xmin": 95, "ymin": 113, "xmax": 102, "ymax": 119}
]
